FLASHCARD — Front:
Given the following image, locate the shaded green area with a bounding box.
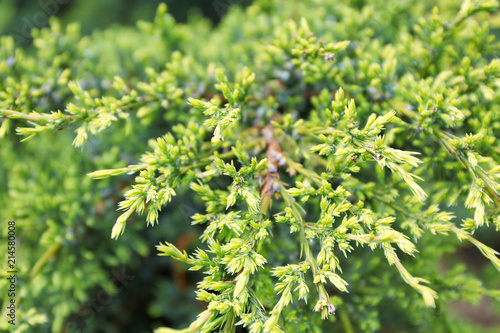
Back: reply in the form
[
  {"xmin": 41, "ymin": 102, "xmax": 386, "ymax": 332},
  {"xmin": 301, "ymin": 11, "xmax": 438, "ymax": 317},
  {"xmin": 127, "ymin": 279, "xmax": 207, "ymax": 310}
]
[{"xmin": 0, "ymin": 0, "xmax": 253, "ymax": 42}]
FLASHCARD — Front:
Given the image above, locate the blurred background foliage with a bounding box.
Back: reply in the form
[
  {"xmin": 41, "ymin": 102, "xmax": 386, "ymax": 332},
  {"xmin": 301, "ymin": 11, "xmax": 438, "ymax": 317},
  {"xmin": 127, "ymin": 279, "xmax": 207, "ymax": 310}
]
[{"xmin": 0, "ymin": 0, "xmax": 253, "ymax": 40}]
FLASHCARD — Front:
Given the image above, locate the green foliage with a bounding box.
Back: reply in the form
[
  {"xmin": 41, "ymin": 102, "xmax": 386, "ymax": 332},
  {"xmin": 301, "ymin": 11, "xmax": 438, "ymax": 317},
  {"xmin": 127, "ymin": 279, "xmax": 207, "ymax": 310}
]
[{"xmin": 2, "ymin": 0, "xmax": 500, "ymax": 332}]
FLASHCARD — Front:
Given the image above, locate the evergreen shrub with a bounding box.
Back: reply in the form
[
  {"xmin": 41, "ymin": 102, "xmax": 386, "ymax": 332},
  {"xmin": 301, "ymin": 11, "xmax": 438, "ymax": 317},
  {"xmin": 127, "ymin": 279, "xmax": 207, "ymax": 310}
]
[{"xmin": 1, "ymin": 0, "xmax": 500, "ymax": 332}]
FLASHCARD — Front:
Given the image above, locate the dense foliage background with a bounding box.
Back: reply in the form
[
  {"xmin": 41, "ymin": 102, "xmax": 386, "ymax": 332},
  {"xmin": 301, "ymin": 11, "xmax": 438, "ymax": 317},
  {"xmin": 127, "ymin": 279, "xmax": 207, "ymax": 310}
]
[
  {"xmin": 1, "ymin": 0, "xmax": 500, "ymax": 332},
  {"xmin": 0, "ymin": 0, "xmax": 252, "ymax": 39}
]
